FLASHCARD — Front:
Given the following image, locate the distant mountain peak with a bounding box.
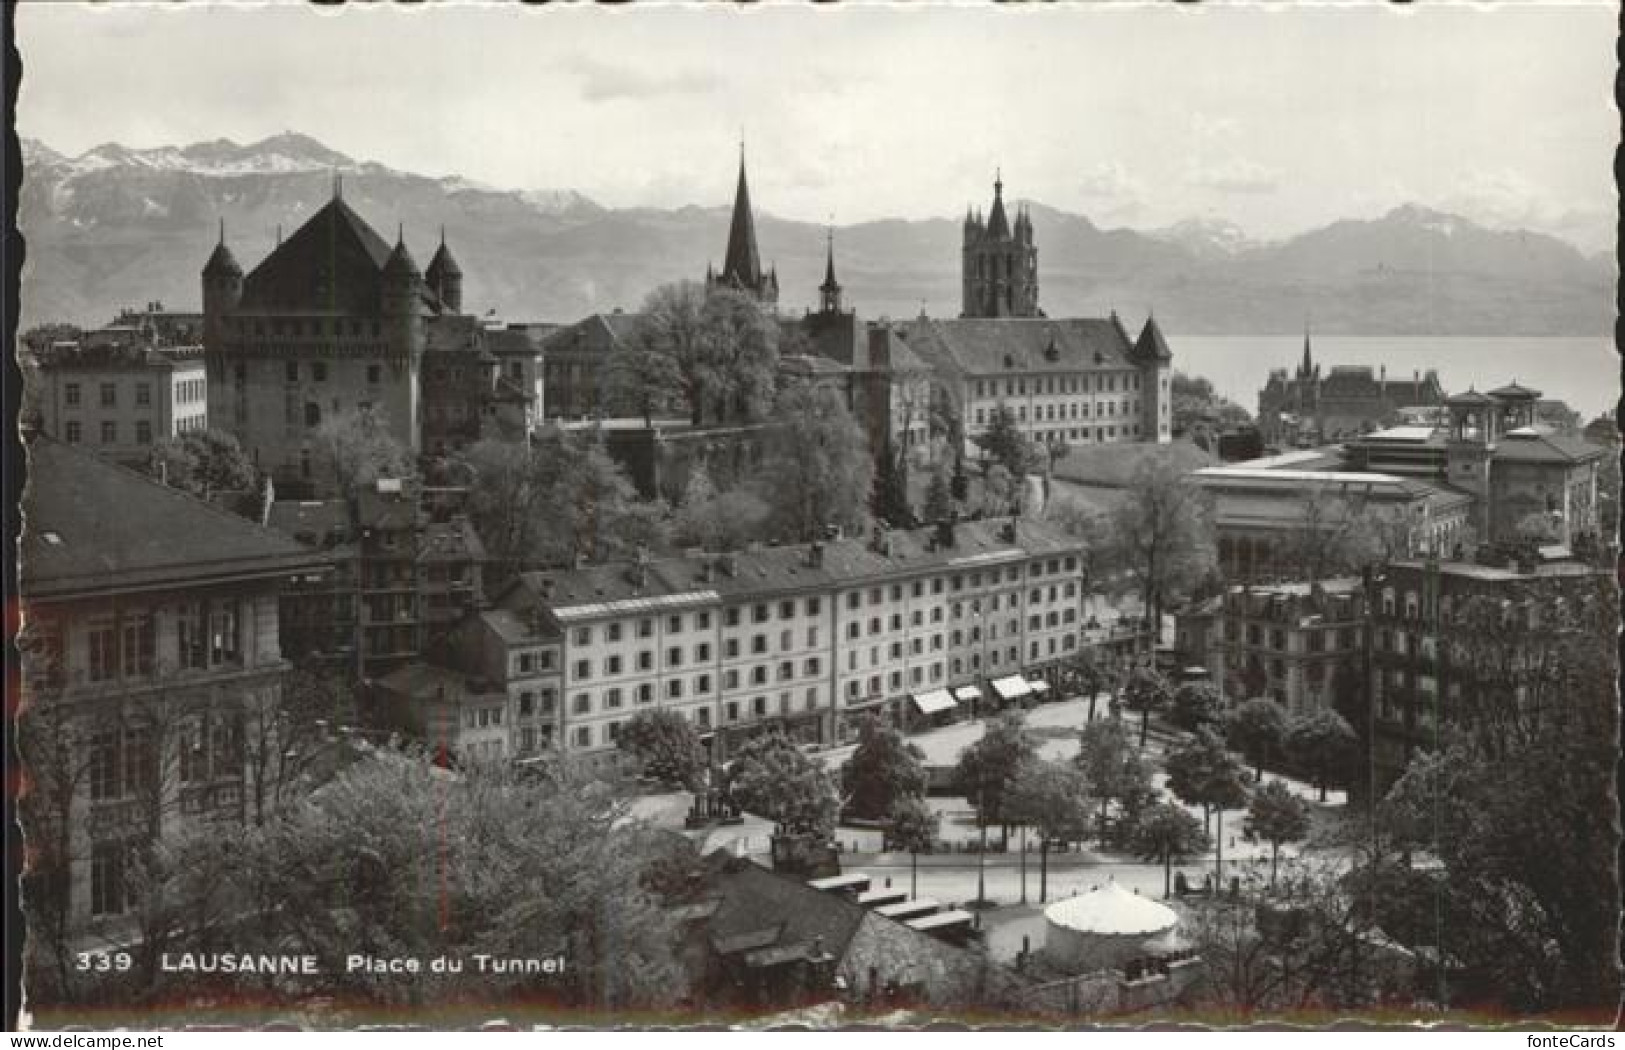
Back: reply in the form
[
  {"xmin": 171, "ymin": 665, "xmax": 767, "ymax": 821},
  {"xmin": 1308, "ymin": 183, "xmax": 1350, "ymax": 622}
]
[{"xmin": 1148, "ymin": 216, "xmax": 1259, "ymax": 257}]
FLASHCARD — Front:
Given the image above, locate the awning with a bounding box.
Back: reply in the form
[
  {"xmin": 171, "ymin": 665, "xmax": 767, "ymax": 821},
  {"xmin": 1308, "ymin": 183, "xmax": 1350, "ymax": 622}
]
[
  {"xmin": 1028, "ymin": 680, "xmax": 1051, "ymax": 695},
  {"xmin": 991, "ymin": 675, "xmax": 1032, "ymax": 701},
  {"xmin": 954, "ymin": 685, "xmax": 982, "ymax": 702},
  {"xmin": 912, "ymin": 689, "xmax": 957, "ymax": 716}
]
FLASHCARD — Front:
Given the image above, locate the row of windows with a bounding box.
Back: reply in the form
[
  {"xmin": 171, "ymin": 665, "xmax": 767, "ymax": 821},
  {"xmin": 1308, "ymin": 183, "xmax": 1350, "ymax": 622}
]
[
  {"xmin": 239, "ymin": 317, "xmax": 381, "ymax": 339},
  {"xmin": 63, "ymin": 419, "xmax": 152, "ymax": 445},
  {"xmin": 72, "ymin": 602, "xmax": 242, "ymax": 686},
  {"xmin": 974, "ymin": 399, "xmax": 1139, "ymax": 425},
  {"xmin": 64, "ymin": 378, "xmax": 204, "ymax": 409},
  {"xmin": 974, "ymin": 373, "xmax": 1139, "ymax": 398}
]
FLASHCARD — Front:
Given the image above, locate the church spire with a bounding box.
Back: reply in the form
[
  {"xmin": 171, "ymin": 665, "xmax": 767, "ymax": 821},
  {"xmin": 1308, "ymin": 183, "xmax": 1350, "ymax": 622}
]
[
  {"xmin": 819, "ymin": 226, "xmax": 842, "ymax": 314},
  {"xmin": 708, "ymin": 145, "xmax": 776, "ymax": 307},
  {"xmin": 1300, "ymin": 324, "xmax": 1314, "ymax": 378},
  {"xmin": 986, "ymin": 171, "xmax": 1010, "ymax": 239}
]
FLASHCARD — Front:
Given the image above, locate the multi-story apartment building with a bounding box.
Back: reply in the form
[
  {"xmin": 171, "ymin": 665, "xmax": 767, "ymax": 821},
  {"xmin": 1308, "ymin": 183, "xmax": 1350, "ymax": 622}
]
[
  {"xmin": 18, "ymin": 438, "xmax": 326, "ymax": 935},
  {"xmin": 1365, "ymin": 556, "xmax": 1607, "ymax": 791},
  {"xmin": 29, "ymin": 343, "xmax": 208, "ymax": 464},
  {"xmin": 1185, "ymin": 578, "xmax": 1365, "ymax": 715},
  {"xmin": 447, "ymin": 600, "xmax": 564, "ymax": 758},
  {"xmin": 452, "ymin": 517, "xmax": 1087, "ymax": 764}
]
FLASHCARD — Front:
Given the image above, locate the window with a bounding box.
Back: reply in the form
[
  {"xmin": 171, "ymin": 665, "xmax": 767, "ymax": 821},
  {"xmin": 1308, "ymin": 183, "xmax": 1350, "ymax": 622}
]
[
  {"xmin": 575, "ymin": 627, "xmax": 592, "ymax": 645},
  {"xmin": 697, "ymin": 674, "xmax": 711, "ymax": 694},
  {"xmin": 519, "ymin": 691, "xmax": 535, "ymax": 715},
  {"xmin": 667, "ymin": 680, "xmax": 683, "ymax": 700},
  {"xmin": 806, "ymin": 597, "xmax": 821, "ymax": 616},
  {"xmin": 638, "ymin": 618, "xmax": 654, "ymax": 638},
  {"xmin": 607, "ymin": 623, "xmax": 622, "ymax": 642},
  {"xmin": 90, "ymin": 841, "xmax": 130, "ymax": 917},
  {"xmin": 64, "ymin": 383, "xmax": 80, "ymax": 406},
  {"xmin": 605, "ymin": 655, "xmax": 622, "ymax": 674},
  {"xmin": 135, "ymin": 383, "xmax": 151, "ymax": 407},
  {"xmin": 313, "ymin": 362, "xmax": 328, "ymax": 382},
  {"xmin": 100, "ymin": 383, "xmax": 117, "ymax": 408},
  {"xmin": 637, "ymin": 651, "xmax": 653, "ymax": 671},
  {"xmin": 754, "ymin": 604, "xmax": 770, "ymax": 623},
  {"xmin": 367, "ymin": 364, "xmax": 381, "ymax": 385},
  {"xmin": 573, "ymin": 693, "xmax": 591, "ymax": 715},
  {"xmin": 89, "ymin": 730, "xmax": 121, "ymax": 801},
  {"xmin": 726, "ymin": 607, "xmax": 742, "ymax": 626},
  {"xmin": 573, "ymin": 727, "xmax": 590, "ymax": 749},
  {"xmin": 88, "ymin": 622, "xmax": 118, "ymax": 682},
  {"xmin": 724, "ymin": 670, "xmax": 739, "ymax": 689},
  {"xmin": 668, "ymin": 615, "xmax": 682, "ymax": 633},
  {"xmin": 780, "ymin": 600, "xmax": 795, "ymax": 619},
  {"xmin": 120, "ymin": 615, "xmax": 155, "ymax": 678},
  {"xmin": 135, "ymin": 421, "xmax": 152, "ymax": 445},
  {"xmin": 605, "ymin": 688, "xmax": 624, "ymax": 709},
  {"xmin": 751, "ymin": 635, "xmax": 767, "ymax": 654},
  {"xmin": 638, "ymin": 683, "xmax": 653, "ymax": 704},
  {"xmin": 65, "ymin": 421, "xmax": 81, "ymax": 444},
  {"xmin": 574, "ymin": 659, "xmax": 591, "ymax": 679},
  {"xmin": 304, "ymin": 402, "xmax": 321, "ymax": 428},
  {"xmin": 100, "ymin": 421, "xmax": 117, "ymax": 445},
  {"xmin": 286, "ymin": 362, "xmax": 299, "ymax": 383},
  {"xmin": 667, "ymin": 646, "xmax": 682, "ymax": 667},
  {"xmin": 697, "ymin": 611, "xmax": 712, "ymax": 630}
]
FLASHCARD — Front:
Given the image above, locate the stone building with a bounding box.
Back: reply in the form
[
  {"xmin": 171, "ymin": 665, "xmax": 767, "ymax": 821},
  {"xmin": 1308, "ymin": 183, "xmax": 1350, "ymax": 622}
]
[
  {"xmin": 17, "ymin": 438, "xmax": 327, "ymax": 935},
  {"xmin": 1186, "ymin": 577, "xmax": 1365, "ymax": 712},
  {"xmin": 201, "ymin": 191, "xmax": 489, "ymax": 495},
  {"xmin": 961, "ymin": 174, "xmax": 1039, "ymax": 320},
  {"xmin": 1365, "ymin": 556, "xmax": 1607, "ymax": 791},
  {"xmin": 28, "ymin": 342, "xmax": 208, "ymax": 463},
  {"xmin": 468, "ymin": 517, "xmax": 1086, "ymax": 764},
  {"xmin": 1256, "ymin": 336, "xmax": 1446, "ymax": 447}
]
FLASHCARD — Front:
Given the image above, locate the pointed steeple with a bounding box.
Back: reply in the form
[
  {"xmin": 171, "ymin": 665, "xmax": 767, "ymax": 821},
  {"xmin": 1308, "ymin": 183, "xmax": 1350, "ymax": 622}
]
[
  {"xmin": 720, "ymin": 149, "xmax": 764, "ymax": 290},
  {"xmin": 203, "ymin": 218, "xmax": 242, "ymax": 277},
  {"xmin": 1300, "ymin": 324, "xmax": 1314, "ymax": 378},
  {"xmin": 426, "ymin": 224, "xmax": 463, "ymax": 312},
  {"xmin": 986, "ymin": 171, "xmax": 1010, "ymax": 239},
  {"xmin": 819, "ymin": 227, "xmax": 842, "ymax": 314},
  {"xmin": 384, "ymin": 227, "xmax": 420, "ymax": 279}
]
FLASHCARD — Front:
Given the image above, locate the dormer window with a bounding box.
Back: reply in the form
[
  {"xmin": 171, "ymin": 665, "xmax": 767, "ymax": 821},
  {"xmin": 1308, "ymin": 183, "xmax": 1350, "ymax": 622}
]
[{"xmin": 1003, "ymin": 353, "xmax": 1015, "ymax": 369}]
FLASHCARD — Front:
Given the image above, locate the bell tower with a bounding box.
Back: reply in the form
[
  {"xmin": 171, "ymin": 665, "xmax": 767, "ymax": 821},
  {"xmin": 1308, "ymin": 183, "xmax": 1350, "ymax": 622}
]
[{"xmin": 961, "ymin": 173, "xmax": 1039, "ymax": 318}]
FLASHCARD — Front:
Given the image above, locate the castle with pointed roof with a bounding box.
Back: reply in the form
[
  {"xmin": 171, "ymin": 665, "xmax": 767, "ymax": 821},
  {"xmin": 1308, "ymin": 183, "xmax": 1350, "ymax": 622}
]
[{"xmin": 202, "ymin": 186, "xmax": 538, "ymax": 494}]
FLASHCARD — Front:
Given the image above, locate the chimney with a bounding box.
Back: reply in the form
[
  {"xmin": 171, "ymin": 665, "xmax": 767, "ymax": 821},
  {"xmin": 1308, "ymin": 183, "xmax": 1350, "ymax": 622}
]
[
  {"xmin": 808, "ymin": 541, "xmax": 825, "ymax": 568},
  {"xmin": 935, "ymin": 516, "xmax": 957, "ymax": 550},
  {"xmin": 721, "ymin": 553, "xmax": 738, "ymax": 578}
]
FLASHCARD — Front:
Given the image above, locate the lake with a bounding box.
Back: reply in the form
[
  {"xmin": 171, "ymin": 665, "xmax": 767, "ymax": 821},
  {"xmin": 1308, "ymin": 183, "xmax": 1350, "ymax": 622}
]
[{"xmin": 1167, "ymin": 335, "xmax": 1620, "ymax": 422}]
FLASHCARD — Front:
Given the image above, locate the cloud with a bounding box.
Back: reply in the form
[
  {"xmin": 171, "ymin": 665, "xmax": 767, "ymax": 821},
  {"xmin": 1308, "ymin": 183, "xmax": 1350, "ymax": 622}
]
[
  {"xmin": 560, "ymin": 55, "xmax": 721, "ymax": 103},
  {"xmin": 1439, "ymin": 168, "xmax": 1611, "ymax": 252},
  {"xmin": 1184, "ymin": 157, "xmax": 1281, "ymax": 195},
  {"xmin": 1074, "ymin": 161, "xmax": 1146, "ymax": 221}
]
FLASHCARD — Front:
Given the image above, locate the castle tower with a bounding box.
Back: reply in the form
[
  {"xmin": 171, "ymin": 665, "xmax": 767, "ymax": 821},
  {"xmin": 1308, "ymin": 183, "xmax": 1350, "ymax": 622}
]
[
  {"xmin": 201, "ymin": 219, "xmax": 243, "ymax": 354},
  {"xmin": 425, "ymin": 227, "xmax": 463, "ymax": 314},
  {"xmin": 961, "ymin": 173, "xmax": 1039, "ymax": 318},
  {"xmin": 818, "ymin": 228, "xmax": 843, "ymax": 315},
  {"xmin": 706, "ymin": 148, "xmax": 778, "ymax": 307}
]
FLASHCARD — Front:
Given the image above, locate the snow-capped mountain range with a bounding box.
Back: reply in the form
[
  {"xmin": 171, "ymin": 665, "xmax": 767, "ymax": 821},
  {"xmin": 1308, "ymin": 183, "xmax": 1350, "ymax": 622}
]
[{"xmin": 17, "ymin": 133, "xmax": 1612, "ymax": 335}]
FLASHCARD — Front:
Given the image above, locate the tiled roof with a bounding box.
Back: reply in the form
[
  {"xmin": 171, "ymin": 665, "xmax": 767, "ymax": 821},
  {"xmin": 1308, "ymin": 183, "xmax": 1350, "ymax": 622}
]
[
  {"xmin": 1133, "ymin": 316, "xmax": 1173, "ymax": 364},
  {"xmin": 238, "ymin": 198, "xmax": 400, "ymax": 315},
  {"xmin": 698, "ymin": 855, "xmax": 869, "ymax": 964},
  {"xmin": 896, "ymin": 316, "xmax": 1136, "ymax": 377},
  {"xmin": 21, "ymin": 438, "xmax": 324, "ymax": 601},
  {"xmin": 1493, "ymin": 429, "xmax": 1606, "ymax": 465}
]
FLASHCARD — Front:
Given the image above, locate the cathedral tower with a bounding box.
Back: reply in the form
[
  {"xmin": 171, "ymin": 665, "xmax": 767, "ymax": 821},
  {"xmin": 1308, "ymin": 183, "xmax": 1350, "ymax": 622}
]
[
  {"xmin": 706, "ymin": 149, "xmax": 779, "ymax": 307},
  {"xmin": 961, "ymin": 174, "xmax": 1039, "ymax": 318}
]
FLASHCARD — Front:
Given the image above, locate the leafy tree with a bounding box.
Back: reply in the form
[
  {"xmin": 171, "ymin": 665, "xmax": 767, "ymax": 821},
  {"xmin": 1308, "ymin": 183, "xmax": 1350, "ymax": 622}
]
[
  {"xmin": 458, "ymin": 431, "xmax": 669, "ymax": 579},
  {"xmin": 1283, "ymin": 708, "xmax": 1357, "ymax": 802},
  {"xmin": 1165, "ymin": 727, "xmax": 1250, "ymax": 882},
  {"xmin": 618, "ymin": 709, "xmax": 708, "ymax": 790},
  {"xmin": 870, "ymin": 438, "xmax": 914, "ymax": 528},
  {"xmin": 1107, "ymin": 455, "xmax": 1216, "ymax": 640},
  {"xmin": 1170, "ymin": 681, "xmax": 1223, "ymax": 733},
  {"xmin": 974, "ymin": 403, "xmax": 1038, "ymax": 480},
  {"xmin": 1073, "ymin": 716, "xmax": 1155, "ymax": 842},
  {"xmin": 316, "ymin": 406, "xmax": 414, "ymax": 498},
  {"xmin": 1005, "ymin": 761, "xmax": 1093, "ymax": 903},
  {"xmin": 949, "ymin": 454, "xmax": 970, "ymax": 502},
  {"xmin": 954, "ymin": 710, "xmax": 1038, "ymax": 845},
  {"xmin": 1122, "ymin": 665, "xmax": 1172, "ymax": 748},
  {"xmin": 725, "ymin": 733, "xmax": 840, "ymax": 841},
  {"xmin": 1058, "ymin": 646, "xmax": 1116, "ymax": 722},
  {"xmin": 1128, "ymin": 801, "xmax": 1210, "ymax": 898},
  {"xmin": 19, "ymin": 321, "xmax": 82, "ymax": 353},
  {"xmin": 222, "ymin": 748, "xmax": 684, "ymax": 1011},
  {"xmin": 753, "ymin": 380, "xmax": 873, "ymax": 542},
  {"xmin": 672, "ymin": 460, "xmax": 770, "ymax": 551},
  {"xmin": 922, "ymin": 465, "xmax": 954, "ymax": 523},
  {"xmin": 1244, "ymin": 780, "xmax": 1312, "ymax": 887},
  {"xmin": 839, "ymin": 714, "xmax": 928, "ymax": 821},
  {"xmin": 145, "ymin": 428, "xmax": 257, "ymax": 499},
  {"xmin": 1281, "ymin": 487, "xmax": 1401, "ymax": 583},
  {"xmin": 982, "ymin": 462, "xmax": 1015, "ymax": 516},
  {"xmin": 699, "ymin": 288, "xmax": 781, "ymax": 424},
  {"xmin": 1224, "ymin": 696, "xmax": 1289, "ymax": 780},
  {"xmin": 886, "ymin": 795, "xmax": 941, "ymax": 900}
]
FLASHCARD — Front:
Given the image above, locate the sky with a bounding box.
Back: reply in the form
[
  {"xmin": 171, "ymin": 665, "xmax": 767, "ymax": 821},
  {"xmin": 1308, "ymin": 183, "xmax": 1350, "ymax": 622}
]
[{"xmin": 15, "ymin": 1, "xmax": 1617, "ymax": 251}]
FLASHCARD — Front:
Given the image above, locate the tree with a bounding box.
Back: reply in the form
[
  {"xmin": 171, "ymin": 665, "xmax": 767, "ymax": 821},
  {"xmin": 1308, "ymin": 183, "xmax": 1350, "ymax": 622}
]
[
  {"xmin": 753, "ymin": 380, "xmax": 873, "ymax": 542},
  {"xmin": 725, "ymin": 733, "xmax": 840, "ymax": 841},
  {"xmin": 1108, "ymin": 456, "xmax": 1216, "ymax": 642},
  {"xmin": 145, "ymin": 428, "xmax": 257, "ymax": 499},
  {"xmin": 1073, "ymin": 716, "xmax": 1155, "ymax": 843},
  {"xmin": 870, "ymin": 437, "xmax": 914, "ymax": 528},
  {"xmin": 1281, "ymin": 487, "xmax": 1399, "ymax": 583},
  {"xmin": 922, "ymin": 466, "xmax": 954, "ymax": 523},
  {"xmin": 672, "ymin": 460, "xmax": 770, "ymax": 552},
  {"xmin": 618, "ymin": 709, "xmax": 707, "ymax": 791},
  {"xmin": 1283, "ymin": 708, "xmax": 1357, "ymax": 802},
  {"xmin": 1170, "ymin": 681, "xmax": 1223, "ymax": 733},
  {"xmin": 1122, "ymin": 665, "xmax": 1172, "ymax": 749},
  {"xmin": 20, "ymin": 321, "xmax": 82, "ymax": 353},
  {"xmin": 700, "ymin": 288, "xmax": 780, "ymax": 424},
  {"xmin": 953, "ymin": 711, "xmax": 1038, "ymax": 846},
  {"xmin": 886, "ymin": 795, "xmax": 941, "ymax": 900},
  {"xmin": 1128, "ymin": 801, "xmax": 1210, "ymax": 898},
  {"xmin": 1224, "ymin": 697, "xmax": 1289, "ymax": 780},
  {"xmin": 458, "ymin": 431, "xmax": 669, "ymax": 578},
  {"xmin": 1058, "ymin": 646, "xmax": 1116, "ymax": 723},
  {"xmin": 1164, "ymin": 727, "xmax": 1250, "ymax": 882},
  {"xmin": 1005, "ymin": 761, "xmax": 1093, "ymax": 903},
  {"xmin": 949, "ymin": 454, "xmax": 970, "ymax": 502},
  {"xmin": 1244, "ymin": 780, "xmax": 1312, "ymax": 887},
  {"xmin": 973, "ymin": 404, "xmax": 1038, "ymax": 481},
  {"xmin": 316, "ymin": 406, "xmax": 413, "ymax": 497},
  {"xmin": 225, "ymin": 748, "xmax": 684, "ymax": 1011},
  {"xmin": 839, "ymin": 714, "xmax": 928, "ymax": 822}
]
